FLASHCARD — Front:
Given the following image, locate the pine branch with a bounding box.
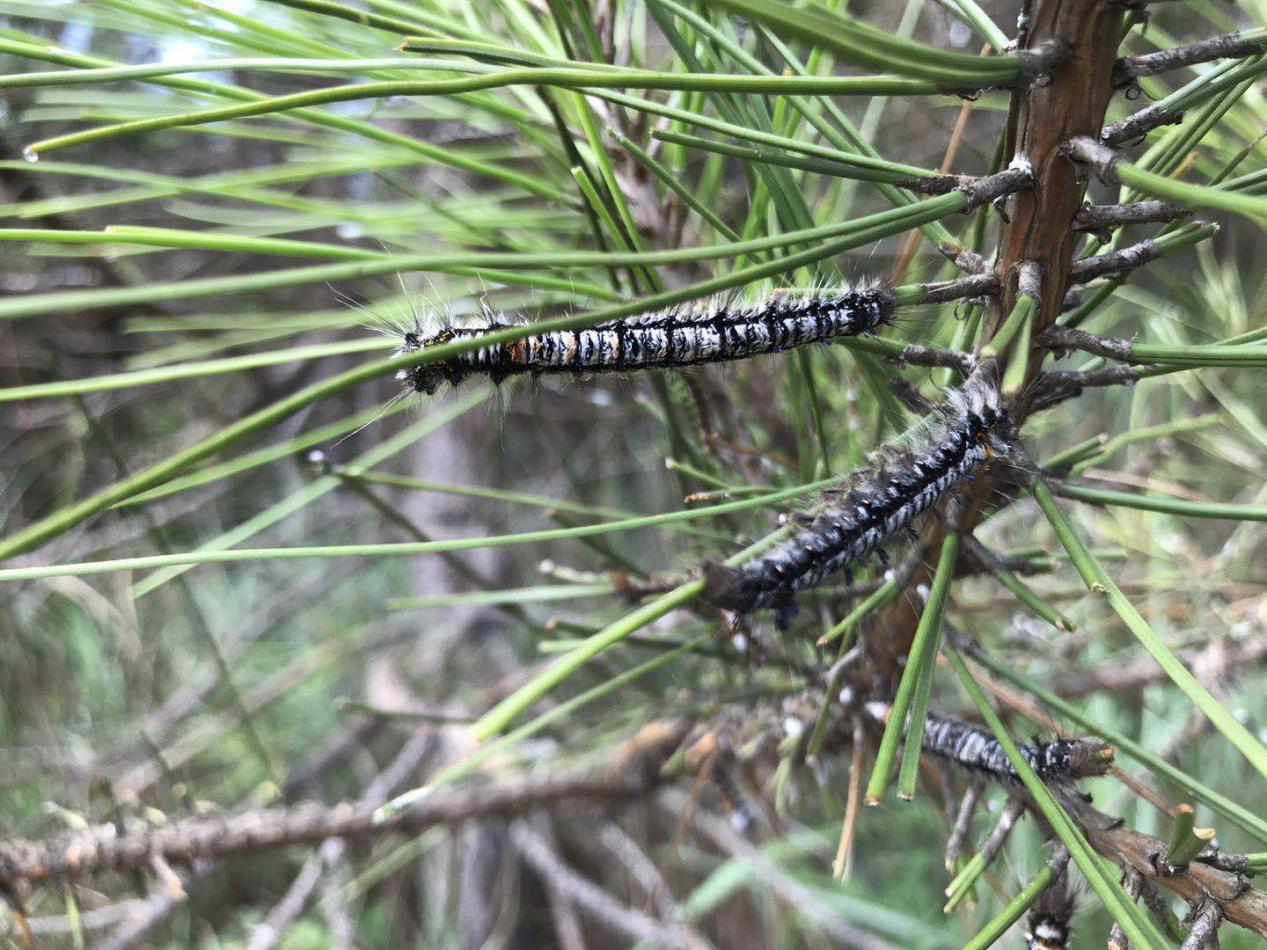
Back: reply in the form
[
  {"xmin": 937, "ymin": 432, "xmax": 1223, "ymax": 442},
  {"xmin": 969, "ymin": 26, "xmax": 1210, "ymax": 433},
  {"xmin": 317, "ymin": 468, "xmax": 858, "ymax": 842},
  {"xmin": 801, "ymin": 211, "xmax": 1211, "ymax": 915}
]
[
  {"xmin": 1101, "ymin": 105, "xmax": 1185, "ymax": 146},
  {"xmin": 1060, "ymin": 794, "xmax": 1267, "ymax": 939},
  {"xmin": 913, "ymin": 272, "xmax": 1000, "ymax": 304},
  {"xmin": 1037, "ymin": 324, "xmax": 1135, "ymax": 362},
  {"xmin": 0, "ymin": 722, "xmax": 687, "ymax": 886},
  {"xmin": 1115, "ymin": 32, "xmax": 1267, "ymax": 86},
  {"xmin": 1073, "ymin": 200, "xmax": 1190, "ymax": 233}
]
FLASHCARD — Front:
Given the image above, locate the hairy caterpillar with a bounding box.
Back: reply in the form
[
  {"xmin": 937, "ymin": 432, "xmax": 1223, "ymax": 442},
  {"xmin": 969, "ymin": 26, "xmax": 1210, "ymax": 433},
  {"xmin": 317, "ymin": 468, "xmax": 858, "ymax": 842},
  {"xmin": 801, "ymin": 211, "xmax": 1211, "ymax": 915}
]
[
  {"xmin": 702, "ymin": 372, "xmax": 1013, "ymax": 617},
  {"xmin": 1025, "ymin": 871, "xmax": 1076, "ymax": 950},
  {"xmin": 394, "ymin": 284, "xmax": 897, "ymax": 394},
  {"xmin": 920, "ymin": 712, "xmax": 1114, "ymax": 788}
]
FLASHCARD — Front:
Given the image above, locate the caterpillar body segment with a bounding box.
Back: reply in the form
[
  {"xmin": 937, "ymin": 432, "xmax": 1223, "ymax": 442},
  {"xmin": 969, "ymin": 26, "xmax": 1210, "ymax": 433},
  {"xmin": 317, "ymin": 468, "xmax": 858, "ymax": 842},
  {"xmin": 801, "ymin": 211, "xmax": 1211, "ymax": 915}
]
[
  {"xmin": 703, "ymin": 373, "xmax": 1013, "ymax": 615},
  {"xmin": 920, "ymin": 712, "xmax": 1114, "ymax": 787},
  {"xmin": 394, "ymin": 285, "xmax": 897, "ymax": 394}
]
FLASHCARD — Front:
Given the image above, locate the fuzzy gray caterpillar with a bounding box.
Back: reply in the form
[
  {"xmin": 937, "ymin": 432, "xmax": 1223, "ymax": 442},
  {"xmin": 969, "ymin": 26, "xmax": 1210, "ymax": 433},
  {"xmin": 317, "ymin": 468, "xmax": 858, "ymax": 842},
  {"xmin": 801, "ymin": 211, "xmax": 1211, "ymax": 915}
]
[
  {"xmin": 703, "ymin": 373, "xmax": 1012, "ymax": 616},
  {"xmin": 394, "ymin": 285, "xmax": 896, "ymax": 394},
  {"xmin": 921, "ymin": 712, "xmax": 1114, "ymax": 787}
]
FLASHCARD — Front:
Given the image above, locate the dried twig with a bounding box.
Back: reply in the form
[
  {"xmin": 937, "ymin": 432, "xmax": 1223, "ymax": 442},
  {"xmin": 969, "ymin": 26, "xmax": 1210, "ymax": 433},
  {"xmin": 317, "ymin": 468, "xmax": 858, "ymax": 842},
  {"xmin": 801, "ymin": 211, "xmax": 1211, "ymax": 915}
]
[
  {"xmin": 893, "ymin": 82, "xmax": 983, "ymax": 282},
  {"xmin": 832, "ymin": 716, "xmax": 866, "ymax": 880},
  {"xmin": 317, "ymin": 861, "xmax": 355, "ymax": 950},
  {"xmin": 1068, "ymin": 239, "xmax": 1167, "ymax": 284},
  {"xmin": 248, "ymin": 854, "xmax": 331, "ymax": 950},
  {"xmin": 938, "ymin": 243, "xmax": 993, "ymax": 276},
  {"xmin": 247, "ymin": 728, "xmax": 438, "ymax": 950},
  {"xmin": 896, "ymin": 165, "xmax": 1035, "ymax": 209},
  {"xmin": 97, "ymin": 866, "xmax": 211, "ymax": 950},
  {"xmin": 1026, "ymin": 366, "xmax": 1149, "ymax": 410},
  {"xmin": 543, "ymin": 873, "xmax": 587, "ymax": 950},
  {"xmin": 1195, "ymin": 850, "xmax": 1254, "ymax": 875},
  {"xmin": 511, "ymin": 821, "xmax": 712, "ymax": 950},
  {"xmin": 1037, "ymin": 325, "xmax": 1135, "ymax": 362},
  {"xmin": 1107, "ymin": 867, "xmax": 1145, "ymax": 950},
  {"xmin": 944, "ymin": 780, "xmax": 985, "ymax": 870},
  {"xmin": 0, "ymin": 723, "xmax": 687, "ymax": 886},
  {"xmin": 0, "ymin": 895, "xmax": 158, "ymax": 939},
  {"xmin": 1102, "ymin": 106, "xmax": 1185, "ymax": 147},
  {"xmin": 914, "ymin": 271, "xmax": 1001, "ymax": 305},
  {"xmin": 597, "ymin": 823, "xmax": 679, "ymax": 923},
  {"xmin": 1178, "ymin": 897, "xmax": 1224, "ymax": 949},
  {"xmin": 1074, "ymin": 200, "xmax": 1191, "ymax": 233},
  {"xmin": 890, "ymin": 341, "xmax": 978, "ymax": 373},
  {"xmin": 971, "ymin": 797, "xmax": 1027, "ymax": 880},
  {"xmin": 1115, "ymin": 33, "xmax": 1267, "ymax": 86}
]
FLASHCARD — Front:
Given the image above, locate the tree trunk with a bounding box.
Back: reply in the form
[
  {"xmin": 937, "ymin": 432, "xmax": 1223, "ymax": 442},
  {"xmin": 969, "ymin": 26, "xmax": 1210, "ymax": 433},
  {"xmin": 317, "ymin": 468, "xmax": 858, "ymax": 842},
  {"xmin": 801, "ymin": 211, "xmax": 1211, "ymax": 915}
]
[{"xmin": 868, "ymin": 0, "xmax": 1124, "ymax": 690}]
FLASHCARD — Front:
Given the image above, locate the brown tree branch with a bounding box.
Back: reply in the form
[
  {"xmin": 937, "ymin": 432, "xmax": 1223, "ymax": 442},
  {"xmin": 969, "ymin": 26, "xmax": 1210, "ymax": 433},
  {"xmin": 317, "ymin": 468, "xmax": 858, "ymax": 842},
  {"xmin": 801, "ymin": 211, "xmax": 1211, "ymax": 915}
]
[
  {"xmin": 1115, "ymin": 33, "xmax": 1267, "ymax": 86},
  {"xmin": 1101, "ymin": 104, "xmax": 1185, "ymax": 146},
  {"xmin": 996, "ymin": 11, "xmax": 1123, "ymax": 329},
  {"xmin": 1179, "ymin": 898, "xmax": 1223, "ymax": 949},
  {"xmin": 1074, "ymin": 200, "xmax": 1191, "ymax": 232},
  {"xmin": 937, "ymin": 243, "xmax": 993, "ymax": 276},
  {"xmin": 865, "ymin": 0, "xmax": 1126, "ymax": 690},
  {"xmin": 894, "ymin": 165, "xmax": 1034, "ymax": 207},
  {"xmin": 1036, "ymin": 324, "xmax": 1135, "ymax": 362},
  {"xmin": 0, "ymin": 722, "xmax": 687, "ymax": 886},
  {"xmin": 1068, "ymin": 237, "xmax": 1169, "ymax": 282},
  {"xmin": 1061, "ymin": 795, "xmax": 1267, "ymax": 939},
  {"xmin": 1107, "ymin": 867, "xmax": 1145, "ymax": 950},
  {"xmin": 913, "ymin": 271, "xmax": 1001, "ymax": 304}
]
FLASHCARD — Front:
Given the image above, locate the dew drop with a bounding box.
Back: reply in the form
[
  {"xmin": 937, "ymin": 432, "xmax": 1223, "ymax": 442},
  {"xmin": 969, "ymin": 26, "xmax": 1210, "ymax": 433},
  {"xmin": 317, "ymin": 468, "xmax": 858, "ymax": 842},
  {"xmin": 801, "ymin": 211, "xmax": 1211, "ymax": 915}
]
[{"xmin": 22, "ymin": 146, "xmax": 39, "ymax": 164}]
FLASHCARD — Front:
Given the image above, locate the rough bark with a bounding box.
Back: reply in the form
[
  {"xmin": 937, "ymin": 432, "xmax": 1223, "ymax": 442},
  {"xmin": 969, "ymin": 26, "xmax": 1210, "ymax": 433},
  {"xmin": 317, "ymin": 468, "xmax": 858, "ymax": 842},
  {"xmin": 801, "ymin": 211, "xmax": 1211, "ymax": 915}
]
[
  {"xmin": 995, "ymin": 0, "xmax": 1124, "ymax": 329},
  {"xmin": 869, "ymin": 0, "xmax": 1124, "ymax": 687},
  {"xmin": 0, "ymin": 722, "xmax": 687, "ymax": 886},
  {"xmin": 1061, "ymin": 794, "xmax": 1267, "ymax": 940}
]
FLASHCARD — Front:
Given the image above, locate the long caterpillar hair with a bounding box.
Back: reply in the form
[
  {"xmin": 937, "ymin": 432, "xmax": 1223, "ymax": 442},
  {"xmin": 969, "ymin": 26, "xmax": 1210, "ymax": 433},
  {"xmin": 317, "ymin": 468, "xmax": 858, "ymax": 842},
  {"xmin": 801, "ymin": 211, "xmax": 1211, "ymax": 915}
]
[
  {"xmin": 393, "ymin": 283, "xmax": 898, "ymax": 395},
  {"xmin": 702, "ymin": 369, "xmax": 1014, "ymax": 618}
]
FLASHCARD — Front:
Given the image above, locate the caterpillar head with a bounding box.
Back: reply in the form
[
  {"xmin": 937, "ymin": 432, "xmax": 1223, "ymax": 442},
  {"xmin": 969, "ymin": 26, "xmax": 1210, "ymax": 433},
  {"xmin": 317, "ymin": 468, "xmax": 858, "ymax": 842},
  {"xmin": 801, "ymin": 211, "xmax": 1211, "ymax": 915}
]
[
  {"xmin": 1024, "ymin": 870, "xmax": 1076, "ymax": 950},
  {"xmin": 395, "ymin": 327, "xmax": 458, "ymax": 395},
  {"xmin": 1041, "ymin": 737, "xmax": 1115, "ymax": 780},
  {"xmin": 960, "ymin": 380, "xmax": 1014, "ymax": 458}
]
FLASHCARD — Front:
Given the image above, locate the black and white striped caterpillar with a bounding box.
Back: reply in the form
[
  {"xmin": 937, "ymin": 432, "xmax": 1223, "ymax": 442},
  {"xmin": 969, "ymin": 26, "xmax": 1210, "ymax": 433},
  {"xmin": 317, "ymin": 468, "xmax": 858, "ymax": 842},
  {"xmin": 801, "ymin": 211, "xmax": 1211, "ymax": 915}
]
[
  {"xmin": 1024, "ymin": 872, "xmax": 1076, "ymax": 950},
  {"xmin": 394, "ymin": 285, "xmax": 897, "ymax": 394},
  {"xmin": 702, "ymin": 372, "xmax": 1013, "ymax": 617},
  {"xmin": 920, "ymin": 712, "xmax": 1114, "ymax": 788}
]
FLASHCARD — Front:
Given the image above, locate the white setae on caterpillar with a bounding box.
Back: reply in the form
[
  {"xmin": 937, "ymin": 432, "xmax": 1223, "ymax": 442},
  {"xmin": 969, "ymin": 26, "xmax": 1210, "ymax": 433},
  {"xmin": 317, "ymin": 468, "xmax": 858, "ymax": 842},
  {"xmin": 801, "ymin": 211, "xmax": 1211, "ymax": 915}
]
[
  {"xmin": 1024, "ymin": 871, "xmax": 1077, "ymax": 950},
  {"xmin": 702, "ymin": 371, "xmax": 1013, "ymax": 618},
  {"xmin": 918, "ymin": 711, "xmax": 1114, "ymax": 788},
  {"xmin": 393, "ymin": 284, "xmax": 897, "ymax": 394}
]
